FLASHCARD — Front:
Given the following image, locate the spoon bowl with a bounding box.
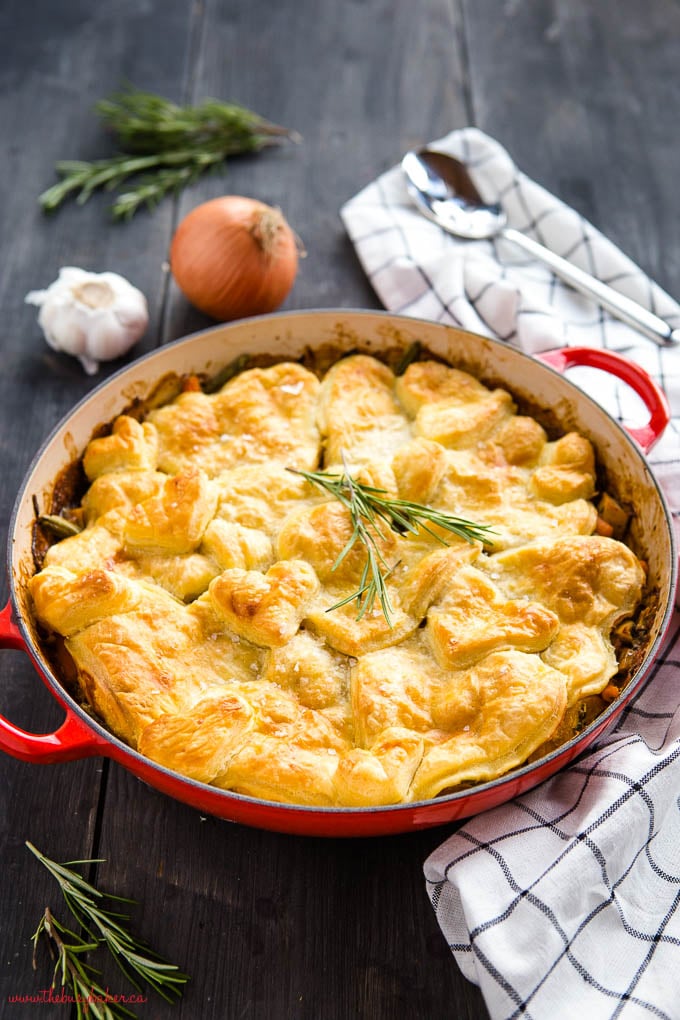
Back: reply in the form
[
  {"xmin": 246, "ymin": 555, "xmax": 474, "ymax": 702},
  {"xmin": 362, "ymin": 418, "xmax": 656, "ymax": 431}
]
[
  {"xmin": 401, "ymin": 148, "xmax": 679, "ymax": 347},
  {"xmin": 402, "ymin": 149, "xmax": 507, "ymax": 240}
]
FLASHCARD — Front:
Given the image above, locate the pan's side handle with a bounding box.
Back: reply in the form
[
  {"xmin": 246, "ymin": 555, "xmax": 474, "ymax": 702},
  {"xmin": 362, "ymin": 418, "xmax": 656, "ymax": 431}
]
[
  {"xmin": 0, "ymin": 600, "xmax": 106, "ymax": 763},
  {"xmin": 537, "ymin": 347, "xmax": 670, "ymax": 453}
]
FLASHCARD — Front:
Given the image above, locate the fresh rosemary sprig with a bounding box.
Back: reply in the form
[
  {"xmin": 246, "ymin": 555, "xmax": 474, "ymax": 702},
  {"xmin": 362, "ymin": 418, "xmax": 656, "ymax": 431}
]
[
  {"xmin": 27, "ymin": 842, "xmax": 188, "ymax": 1008},
  {"xmin": 39, "ymin": 86, "xmax": 296, "ymax": 219},
  {"xmin": 32, "ymin": 907, "xmax": 134, "ymax": 1020},
  {"xmin": 289, "ymin": 462, "xmax": 495, "ymax": 625},
  {"xmin": 95, "ymin": 88, "xmax": 292, "ymax": 154},
  {"xmin": 314, "ymin": 465, "xmax": 398, "ymax": 624}
]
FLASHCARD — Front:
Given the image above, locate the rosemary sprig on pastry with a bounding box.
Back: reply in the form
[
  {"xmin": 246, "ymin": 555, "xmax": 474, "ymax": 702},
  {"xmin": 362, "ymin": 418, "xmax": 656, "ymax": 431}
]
[
  {"xmin": 27, "ymin": 842, "xmax": 188, "ymax": 1012},
  {"xmin": 288, "ymin": 463, "xmax": 495, "ymax": 624},
  {"xmin": 304, "ymin": 465, "xmax": 398, "ymax": 624}
]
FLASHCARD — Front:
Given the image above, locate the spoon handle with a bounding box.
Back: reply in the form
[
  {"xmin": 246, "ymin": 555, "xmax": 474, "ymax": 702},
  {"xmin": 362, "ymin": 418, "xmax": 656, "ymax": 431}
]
[{"xmin": 502, "ymin": 227, "xmax": 679, "ymax": 347}]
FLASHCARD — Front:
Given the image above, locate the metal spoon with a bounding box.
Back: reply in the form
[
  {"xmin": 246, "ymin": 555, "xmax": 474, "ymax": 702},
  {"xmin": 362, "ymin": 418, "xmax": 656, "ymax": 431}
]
[{"xmin": 402, "ymin": 149, "xmax": 679, "ymax": 348}]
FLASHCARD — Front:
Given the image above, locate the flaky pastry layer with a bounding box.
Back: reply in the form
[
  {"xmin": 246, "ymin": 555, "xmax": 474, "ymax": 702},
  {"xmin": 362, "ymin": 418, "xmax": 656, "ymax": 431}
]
[{"xmin": 30, "ymin": 355, "xmax": 645, "ymax": 806}]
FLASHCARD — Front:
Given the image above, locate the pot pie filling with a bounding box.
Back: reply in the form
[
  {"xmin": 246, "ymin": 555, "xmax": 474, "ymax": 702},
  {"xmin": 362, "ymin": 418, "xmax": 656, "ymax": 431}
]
[{"xmin": 29, "ymin": 355, "xmax": 645, "ymax": 807}]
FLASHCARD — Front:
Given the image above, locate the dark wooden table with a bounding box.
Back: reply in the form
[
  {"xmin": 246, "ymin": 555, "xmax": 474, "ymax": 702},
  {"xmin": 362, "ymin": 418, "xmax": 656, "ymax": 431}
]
[{"xmin": 1, "ymin": 2, "xmax": 679, "ymax": 1017}]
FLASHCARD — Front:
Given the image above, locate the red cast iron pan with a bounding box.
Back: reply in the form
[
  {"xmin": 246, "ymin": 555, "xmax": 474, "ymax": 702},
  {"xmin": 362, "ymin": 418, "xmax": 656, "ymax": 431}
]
[{"xmin": 1, "ymin": 311, "xmax": 676, "ymax": 836}]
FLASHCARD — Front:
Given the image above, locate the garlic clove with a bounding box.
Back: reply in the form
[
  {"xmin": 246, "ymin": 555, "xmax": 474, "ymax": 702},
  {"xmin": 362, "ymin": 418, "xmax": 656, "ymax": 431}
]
[{"xmin": 26, "ymin": 267, "xmax": 149, "ymax": 375}]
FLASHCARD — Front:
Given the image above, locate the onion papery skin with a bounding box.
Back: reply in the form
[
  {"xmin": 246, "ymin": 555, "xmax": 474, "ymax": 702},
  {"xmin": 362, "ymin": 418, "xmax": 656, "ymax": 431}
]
[{"xmin": 170, "ymin": 196, "xmax": 299, "ymax": 321}]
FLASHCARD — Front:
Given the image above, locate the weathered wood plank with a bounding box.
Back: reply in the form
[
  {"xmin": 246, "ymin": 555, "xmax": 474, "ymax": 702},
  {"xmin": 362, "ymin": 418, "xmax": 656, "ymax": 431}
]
[
  {"xmin": 462, "ymin": 0, "xmax": 680, "ymax": 296},
  {"xmin": 163, "ymin": 0, "xmax": 472, "ymax": 340},
  {"xmin": 0, "ymin": 0, "xmax": 195, "ymax": 1009}
]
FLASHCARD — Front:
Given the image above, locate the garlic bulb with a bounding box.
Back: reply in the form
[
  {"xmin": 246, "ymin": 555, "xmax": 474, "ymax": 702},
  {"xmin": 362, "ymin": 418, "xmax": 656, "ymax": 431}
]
[{"xmin": 25, "ymin": 267, "xmax": 149, "ymax": 375}]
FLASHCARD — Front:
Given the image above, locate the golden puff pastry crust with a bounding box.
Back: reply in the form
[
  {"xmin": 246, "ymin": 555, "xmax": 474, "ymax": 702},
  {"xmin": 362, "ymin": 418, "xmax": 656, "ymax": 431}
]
[
  {"xmin": 412, "ymin": 650, "xmax": 569, "ymax": 799},
  {"xmin": 426, "ymin": 564, "xmax": 561, "ymax": 669},
  {"xmin": 83, "ymin": 416, "xmax": 159, "ymax": 480},
  {"xmin": 123, "ymin": 468, "xmax": 217, "ymax": 555},
  {"xmin": 30, "ymin": 565, "xmax": 142, "ymax": 637},
  {"xmin": 148, "ymin": 362, "xmax": 321, "ymax": 476},
  {"xmin": 138, "ymin": 691, "xmax": 255, "ymax": 785},
  {"xmin": 30, "ymin": 355, "xmax": 647, "ymax": 808},
  {"xmin": 209, "ymin": 560, "xmax": 320, "ymax": 648},
  {"xmin": 318, "ymin": 355, "xmax": 412, "ymax": 468}
]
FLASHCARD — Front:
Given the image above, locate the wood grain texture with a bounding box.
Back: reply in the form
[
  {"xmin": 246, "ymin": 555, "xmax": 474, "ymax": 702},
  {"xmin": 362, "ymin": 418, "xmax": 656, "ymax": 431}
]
[
  {"xmin": 2, "ymin": 0, "xmax": 679, "ymax": 1017},
  {"xmin": 0, "ymin": 0, "xmax": 190, "ymax": 1011},
  {"xmin": 462, "ymin": 0, "xmax": 680, "ymax": 296},
  {"xmin": 162, "ymin": 0, "xmax": 471, "ymax": 340}
]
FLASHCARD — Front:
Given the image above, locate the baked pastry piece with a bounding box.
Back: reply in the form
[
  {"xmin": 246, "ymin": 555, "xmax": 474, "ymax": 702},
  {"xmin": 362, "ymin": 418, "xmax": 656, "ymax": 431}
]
[
  {"xmin": 29, "ymin": 354, "xmax": 646, "ymax": 807},
  {"xmin": 148, "ymin": 362, "xmax": 321, "ymax": 476},
  {"xmin": 318, "ymin": 355, "xmax": 412, "ymax": 468}
]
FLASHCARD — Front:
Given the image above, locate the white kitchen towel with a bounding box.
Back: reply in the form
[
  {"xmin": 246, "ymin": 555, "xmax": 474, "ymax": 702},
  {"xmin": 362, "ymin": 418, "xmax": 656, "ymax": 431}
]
[{"xmin": 341, "ymin": 127, "xmax": 680, "ymax": 1020}]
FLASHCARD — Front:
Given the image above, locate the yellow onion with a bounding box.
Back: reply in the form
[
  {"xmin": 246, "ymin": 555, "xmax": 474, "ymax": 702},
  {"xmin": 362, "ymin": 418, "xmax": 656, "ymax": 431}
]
[{"xmin": 170, "ymin": 196, "xmax": 300, "ymax": 320}]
